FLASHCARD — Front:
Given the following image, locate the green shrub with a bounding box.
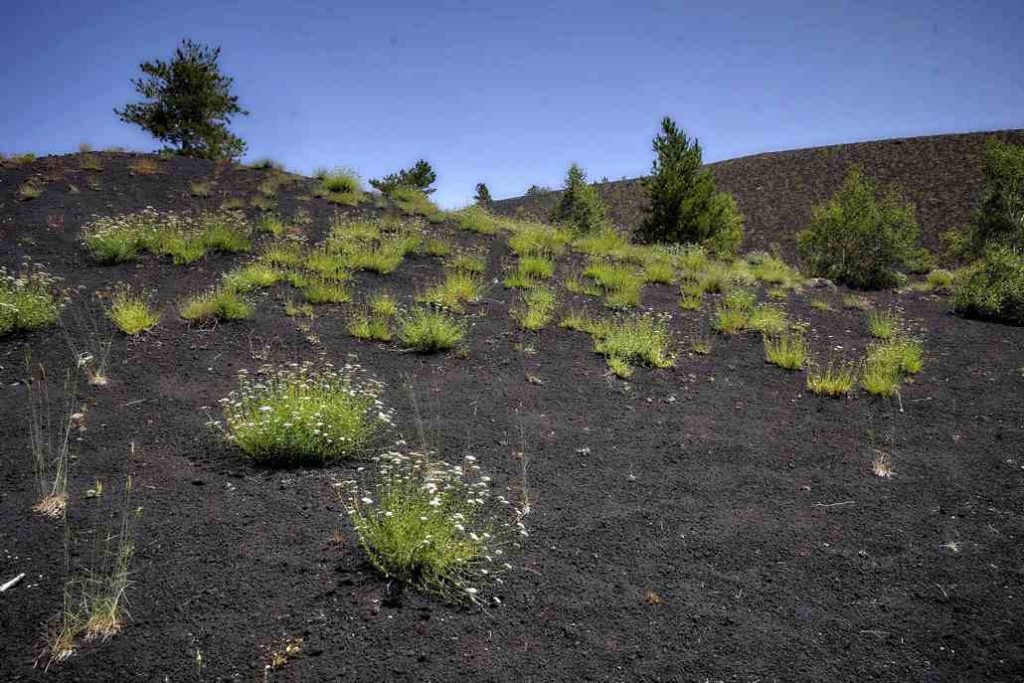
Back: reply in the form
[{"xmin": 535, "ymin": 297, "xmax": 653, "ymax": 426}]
[
  {"xmin": 956, "ymin": 138, "xmax": 1024, "ymax": 259},
  {"xmin": 797, "ymin": 168, "xmax": 920, "ymax": 289},
  {"xmin": 952, "ymin": 246, "xmax": 1024, "ymax": 325},
  {"xmin": 0, "ymin": 267, "xmax": 61, "ymax": 337},
  {"xmin": 219, "ymin": 362, "xmax": 390, "ymax": 465},
  {"xmin": 370, "ymin": 160, "xmax": 436, "ymax": 195},
  {"xmin": 179, "ymin": 287, "xmax": 252, "ymax": 322},
  {"xmin": 636, "ymin": 117, "xmax": 743, "ymax": 256},
  {"xmin": 399, "ymin": 308, "xmax": 467, "ymax": 352},
  {"xmin": 550, "ymin": 163, "xmax": 609, "ymax": 234},
  {"xmin": 342, "ymin": 450, "xmax": 521, "ymax": 600},
  {"xmin": 108, "ymin": 286, "xmax": 159, "ymax": 335}
]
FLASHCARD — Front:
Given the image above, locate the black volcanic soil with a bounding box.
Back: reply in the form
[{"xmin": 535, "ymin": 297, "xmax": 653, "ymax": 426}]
[
  {"xmin": 1, "ymin": 152, "xmax": 1023, "ymax": 681},
  {"xmin": 492, "ymin": 129, "xmax": 1024, "ymax": 260}
]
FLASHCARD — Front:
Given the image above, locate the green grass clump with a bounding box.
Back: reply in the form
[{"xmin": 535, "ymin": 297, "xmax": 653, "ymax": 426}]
[
  {"xmin": 17, "ymin": 180, "xmax": 43, "ymax": 201},
  {"xmin": 0, "ymin": 267, "xmax": 61, "ymax": 337},
  {"xmin": 297, "ymin": 276, "xmax": 352, "ymax": 305},
  {"xmin": 83, "ymin": 210, "xmax": 250, "ymax": 264},
  {"xmin": 342, "ymin": 450, "xmax": 518, "ymax": 600},
  {"xmin": 713, "ymin": 289, "xmax": 756, "ymax": 334},
  {"xmin": 507, "ymin": 223, "xmax": 569, "ymax": 256},
  {"xmin": 189, "ymin": 180, "xmax": 214, "ymax": 197},
  {"xmin": 391, "ymin": 187, "xmax": 442, "ymax": 218},
  {"xmin": 843, "ymin": 294, "xmax": 873, "ymax": 310},
  {"xmin": 455, "ymin": 205, "xmax": 503, "ymax": 235},
  {"xmin": 512, "ymin": 287, "xmax": 557, "ymax": 331},
  {"xmin": 559, "ymin": 308, "xmax": 609, "ymax": 336},
  {"xmin": 369, "ymin": 292, "xmax": 399, "ymax": 317},
  {"xmin": 417, "ymin": 271, "xmax": 483, "ymax": 311},
  {"xmin": 860, "ymin": 354, "xmax": 903, "ymax": 397},
  {"xmin": 179, "ymin": 287, "xmax": 252, "ymax": 322},
  {"xmin": 260, "ymin": 240, "xmax": 305, "ymax": 268},
  {"xmin": 315, "ymin": 167, "xmax": 366, "ymax": 205},
  {"xmin": 747, "ymin": 304, "xmax": 788, "ymax": 334},
  {"xmin": 220, "ymin": 362, "xmax": 390, "ymax": 465},
  {"xmin": 806, "ymin": 358, "xmax": 857, "ymax": 397},
  {"xmin": 582, "ymin": 260, "xmax": 644, "ymax": 308},
  {"xmin": 258, "ymin": 214, "xmax": 288, "ymax": 236},
  {"xmin": 399, "ymin": 308, "xmax": 467, "ymax": 352},
  {"xmin": 593, "ymin": 313, "xmax": 674, "ymax": 376},
  {"xmin": 424, "ymin": 238, "xmax": 453, "ymax": 257},
  {"xmin": 447, "ymin": 252, "xmax": 487, "ymax": 275},
  {"xmin": 348, "ymin": 310, "xmax": 393, "ymax": 341},
  {"xmin": 643, "ymin": 259, "xmax": 676, "ymax": 285},
  {"xmin": 571, "ymin": 229, "xmax": 631, "ymax": 259},
  {"xmin": 283, "ymin": 299, "xmax": 313, "ymax": 317},
  {"xmin": 223, "ymin": 263, "xmax": 283, "ymax": 292},
  {"xmin": 763, "ymin": 332, "xmax": 809, "ymax": 370},
  {"xmin": 925, "ymin": 268, "xmax": 955, "ymax": 293},
  {"xmin": 866, "ymin": 309, "xmax": 899, "ymax": 340},
  {"xmin": 678, "ymin": 283, "xmax": 704, "ymax": 311},
  {"xmin": 860, "ymin": 337, "xmax": 924, "ymax": 396},
  {"xmin": 565, "ymin": 272, "xmax": 603, "ymax": 297},
  {"xmin": 519, "ymin": 255, "xmax": 554, "ymax": 280},
  {"xmin": 107, "ymin": 286, "xmax": 159, "ymax": 335}
]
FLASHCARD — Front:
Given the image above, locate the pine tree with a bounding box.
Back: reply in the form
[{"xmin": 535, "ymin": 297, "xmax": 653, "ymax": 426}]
[
  {"xmin": 115, "ymin": 39, "xmax": 248, "ymax": 161},
  {"xmin": 550, "ymin": 163, "xmax": 608, "ymax": 234},
  {"xmin": 637, "ymin": 117, "xmax": 742, "ymax": 255},
  {"xmin": 370, "ymin": 160, "xmax": 437, "ymax": 195},
  {"xmin": 474, "ymin": 183, "xmax": 492, "ymax": 206}
]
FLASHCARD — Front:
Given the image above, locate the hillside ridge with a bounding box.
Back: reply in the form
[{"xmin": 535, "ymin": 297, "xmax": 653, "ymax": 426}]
[{"xmin": 490, "ymin": 129, "xmax": 1024, "ymax": 258}]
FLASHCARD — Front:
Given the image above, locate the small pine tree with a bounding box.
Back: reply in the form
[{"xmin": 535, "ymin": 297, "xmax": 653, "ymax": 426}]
[
  {"xmin": 115, "ymin": 39, "xmax": 248, "ymax": 161},
  {"xmin": 370, "ymin": 160, "xmax": 437, "ymax": 195},
  {"xmin": 637, "ymin": 117, "xmax": 742, "ymax": 255},
  {"xmin": 474, "ymin": 183, "xmax": 492, "ymax": 206},
  {"xmin": 550, "ymin": 163, "xmax": 608, "ymax": 234},
  {"xmin": 797, "ymin": 167, "xmax": 920, "ymax": 289}
]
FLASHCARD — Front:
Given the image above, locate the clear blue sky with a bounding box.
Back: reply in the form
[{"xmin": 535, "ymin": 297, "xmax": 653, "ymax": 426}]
[{"xmin": 2, "ymin": 1, "xmax": 1022, "ymax": 208}]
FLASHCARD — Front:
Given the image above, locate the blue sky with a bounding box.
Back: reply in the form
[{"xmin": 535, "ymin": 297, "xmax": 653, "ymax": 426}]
[{"xmin": 2, "ymin": 1, "xmax": 1022, "ymax": 207}]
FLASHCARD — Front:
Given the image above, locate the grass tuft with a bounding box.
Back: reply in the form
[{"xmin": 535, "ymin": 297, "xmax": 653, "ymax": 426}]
[
  {"xmin": 108, "ymin": 286, "xmax": 160, "ymax": 335},
  {"xmin": 399, "ymin": 308, "xmax": 467, "ymax": 352},
  {"xmin": 512, "ymin": 287, "xmax": 557, "ymax": 330},
  {"xmin": 763, "ymin": 331, "xmax": 809, "ymax": 370},
  {"xmin": 179, "ymin": 287, "xmax": 253, "ymax": 322},
  {"xmin": 806, "ymin": 357, "xmax": 857, "ymax": 396}
]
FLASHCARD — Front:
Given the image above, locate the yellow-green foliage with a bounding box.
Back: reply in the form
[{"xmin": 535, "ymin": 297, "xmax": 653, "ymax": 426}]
[
  {"xmin": 512, "ymin": 287, "xmax": 557, "ymax": 330},
  {"xmin": 678, "ymin": 283, "xmax": 703, "ymax": 310},
  {"xmin": 642, "ymin": 258, "xmax": 675, "ymax": 285},
  {"xmin": 296, "ymin": 276, "xmax": 352, "ymax": 305},
  {"xmin": 0, "ymin": 267, "xmax": 60, "ymax": 337},
  {"xmin": 342, "ymin": 450, "xmax": 515, "ymax": 600},
  {"xmin": 222, "ymin": 263, "xmax": 283, "ymax": 292},
  {"xmin": 866, "ymin": 309, "xmax": 899, "ymax": 340},
  {"xmin": 806, "ymin": 358, "xmax": 857, "ymax": 397},
  {"xmin": 583, "ymin": 260, "xmax": 643, "ymax": 308},
  {"xmin": 108, "ymin": 286, "xmax": 159, "ymax": 335},
  {"xmin": 571, "ymin": 229, "xmax": 631, "ymax": 259},
  {"xmin": 189, "ymin": 180, "xmax": 214, "ymax": 197},
  {"xmin": 327, "ymin": 217, "xmax": 420, "ymax": 275},
  {"xmin": 747, "ymin": 304, "xmax": 788, "ymax": 334},
  {"xmin": 559, "ymin": 308, "xmax": 610, "ymax": 336},
  {"xmin": 392, "ymin": 186, "xmax": 442, "ymax": 218},
  {"xmin": 258, "ymin": 214, "xmax": 287, "ymax": 236},
  {"xmin": 348, "ymin": 310, "xmax": 392, "ymax": 341},
  {"xmin": 763, "ymin": 331, "xmax": 808, "ymax": 370},
  {"xmin": 593, "ymin": 313, "xmax": 675, "ymax": 376},
  {"xmin": 399, "ymin": 308, "xmax": 467, "ymax": 352},
  {"xmin": 565, "ymin": 271, "xmax": 603, "ymax": 297},
  {"xmin": 17, "ymin": 180, "xmax": 43, "ymax": 201},
  {"xmin": 925, "ymin": 268, "xmax": 954, "ymax": 293},
  {"xmin": 424, "ymin": 238, "xmax": 453, "ymax": 257},
  {"xmin": 260, "ymin": 240, "xmax": 305, "ymax": 268},
  {"xmin": 417, "ymin": 271, "xmax": 483, "ymax": 311},
  {"xmin": 455, "ymin": 205, "xmax": 503, "ymax": 235},
  {"xmin": 447, "ymin": 252, "xmax": 487, "ymax": 275},
  {"xmin": 179, "ymin": 287, "xmax": 252, "ymax": 322},
  {"xmin": 713, "ymin": 289, "xmax": 756, "ymax": 334},
  {"xmin": 861, "ymin": 337, "xmax": 924, "ymax": 396},
  {"xmin": 369, "ymin": 292, "xmax": 399, "ymax": 317},
  {"xmin": 508, "ymin": 223, "xmax": 570, "ymax": 256},
  {"xmin": 317, "ymin": 167, "xmax": 366, "ymax": 205},
  {"xmin": 220, "ymin": 362, "xmax": 389, "ymax": 465},
  {"xmin": 747, "ymin": 252, "xmax": 802, "ymax": 287},
  {"xmin": 83, "ymin": 209, "xmax": 250, "ymax": 264}
]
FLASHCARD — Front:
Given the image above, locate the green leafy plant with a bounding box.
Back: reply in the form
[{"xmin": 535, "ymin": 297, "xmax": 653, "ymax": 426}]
[
  {"xmin": 108, "ymin": 286, "xmax": 160, "ymax": 335},
  {"xmin": 217, "ymin": 362, "xmax": 390, "ymax": 465},
  {"xmin": 115, "ymin": 39, "xmax": 248, "ymax": 160},
  {"xmin": 636, "ymin": 117, "xmax": 743, "ymax": 255},
  {"xmin": 797, "ymin": 168, "xmax": 920, "ymax": 289},
  {"xmin": 713, "ymin": 289, "xmax": 756, "ymax": 334},
  {"xmin": 342, "ymin": 450, "xmax": 524, "ymax": 601}
]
